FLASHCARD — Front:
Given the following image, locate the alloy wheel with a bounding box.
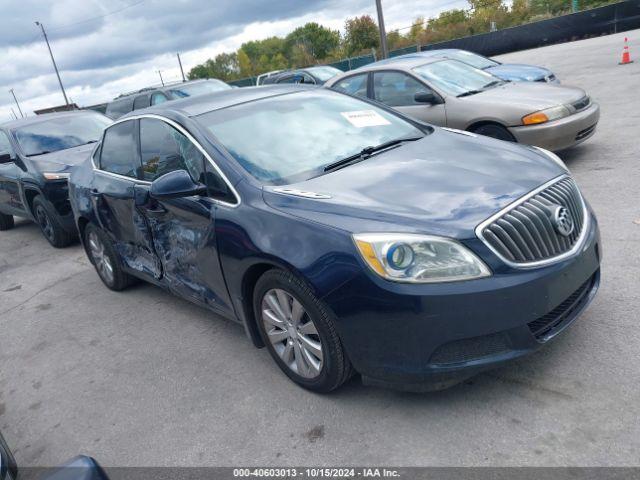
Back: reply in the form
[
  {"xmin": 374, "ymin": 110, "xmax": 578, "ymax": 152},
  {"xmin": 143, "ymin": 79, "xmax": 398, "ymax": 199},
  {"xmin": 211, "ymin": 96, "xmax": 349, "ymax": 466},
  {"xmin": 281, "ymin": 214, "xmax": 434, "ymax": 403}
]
[
  {"xmin": 87, "ymin": 231, "xmax": 115, "ymax": 285},
  {"xmin": 35, "ymin": 205, "xmax": 54, "ymax": 242},
  {"xmin": 261, "ymin": 288, "xmax": 323, "ymax": 379}
]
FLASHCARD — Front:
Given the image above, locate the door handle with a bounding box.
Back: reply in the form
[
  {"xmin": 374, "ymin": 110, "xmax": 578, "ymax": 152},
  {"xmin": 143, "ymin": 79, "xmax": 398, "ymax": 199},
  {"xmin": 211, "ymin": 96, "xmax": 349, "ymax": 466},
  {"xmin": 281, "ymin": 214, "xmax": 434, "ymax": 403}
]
[{"xmin": 143, "ymin": 204, "xmax": 167, "ymax": 216}]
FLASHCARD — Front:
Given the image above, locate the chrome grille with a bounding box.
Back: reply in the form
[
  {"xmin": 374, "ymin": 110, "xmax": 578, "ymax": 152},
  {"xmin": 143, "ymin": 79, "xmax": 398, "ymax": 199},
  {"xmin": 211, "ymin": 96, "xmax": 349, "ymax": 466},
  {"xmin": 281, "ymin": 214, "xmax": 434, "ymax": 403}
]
[{"xmin": 477, "ymin": 176, "xmax": 587, "ymax": 266}]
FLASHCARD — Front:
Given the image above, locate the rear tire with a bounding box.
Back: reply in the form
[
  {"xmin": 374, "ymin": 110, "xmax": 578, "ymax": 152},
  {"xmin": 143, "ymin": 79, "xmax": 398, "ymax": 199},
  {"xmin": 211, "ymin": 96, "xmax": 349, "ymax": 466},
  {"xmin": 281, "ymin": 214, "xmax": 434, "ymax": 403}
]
[
  {"xmin": 254, "ymin": 269, "xmax": 353, "ymax": 393},
  {"xmin": 32, "ymin": 195, "xmax": 74, "ymax": 248},
  {"xmin": 0, "ymin": 212, "xmax": 14, "ymax": 231},
  {"xmin": 471, "ymin": 123, "xmax": 516, "ymax": 142},
  {"xmin": 84, "ymin": 223, "xmax": 135, "ymax": 291}
]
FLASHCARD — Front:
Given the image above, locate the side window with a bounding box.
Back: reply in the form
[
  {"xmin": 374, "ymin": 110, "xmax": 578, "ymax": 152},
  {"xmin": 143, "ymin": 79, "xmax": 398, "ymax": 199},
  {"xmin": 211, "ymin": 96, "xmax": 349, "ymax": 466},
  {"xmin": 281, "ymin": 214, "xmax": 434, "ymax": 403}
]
[
  {"xmin": 277, "ymin": 75, "xmax": 298, "ymax": 84},
  {"xmin": 139, "ymin": 118, "xmax": 205, "ymax": 183},
  {"xmin": 151, "ymin": 93, "xmax": 168, "ymax": 105},
  {"xmin": 133, "ymin": 95, "xmax": 150, "ymax": 110},
  {"xmin": 99, "ymin": 121, "xmax": 138, "ymax": 178},
  {"xmin": 331, "ymin": 73, "xmax": 368, "ymax": 98},
  {"xmin": 301, "ymin": 74, "xmax": 315, "ymax": 85},
  {"xmin": 373, "ymin": 71, "xmax": 432, "ymax": 107},
  {"xmin": 106, "ymin": 98, "xmax": 133, "ymax": 118},
  {"xmin": 0, "ymin": 131, "xmax": 15, "ymax": 158}
]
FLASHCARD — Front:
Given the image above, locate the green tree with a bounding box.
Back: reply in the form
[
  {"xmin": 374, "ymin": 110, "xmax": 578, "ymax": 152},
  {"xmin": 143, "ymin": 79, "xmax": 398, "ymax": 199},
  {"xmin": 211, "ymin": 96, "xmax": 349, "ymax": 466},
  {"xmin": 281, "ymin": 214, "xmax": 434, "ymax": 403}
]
[
  {"xmin": 343, "ymin": 15, "xmax": 379, "ymax": 55},
  {"xmin": 285, "ymin": 22, "xmax": 340, "ymax": 61},
  {"xmin": 237, "ymin": 49, "xmax": 253, "ymax": 77}
]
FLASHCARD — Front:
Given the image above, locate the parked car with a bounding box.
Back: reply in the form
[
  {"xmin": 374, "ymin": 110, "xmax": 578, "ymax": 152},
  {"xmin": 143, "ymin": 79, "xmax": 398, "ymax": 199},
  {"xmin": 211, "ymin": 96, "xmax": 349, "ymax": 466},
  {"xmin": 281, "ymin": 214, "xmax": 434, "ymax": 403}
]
[
  {"xmin": 326, "ymin": 57, "xmax": 598, "ymax": 151},
  {"xmin": 69, "ymin": 85, "xmax": 600, "ymax": 392},
  {"xmin": 262, "ymin": 66, "xmax": 343, "ymax": 86},
  {"xmin": 256, "ymin": 69, "xmax": 284, "ymax": 85},
  {"xmin": 0, "ymin": 430, "xmax": 108, "ymax": 480},
  {"xmin": 0, "ymin": 111, "xmax": 112, "ymax": 247},
  {"xmin": 105, "ymin": 79, "xmax": 231, "ymax": 119},
  {"xmin": 374, "ymin": 48, "xmax": 559, "ymax": 83}
]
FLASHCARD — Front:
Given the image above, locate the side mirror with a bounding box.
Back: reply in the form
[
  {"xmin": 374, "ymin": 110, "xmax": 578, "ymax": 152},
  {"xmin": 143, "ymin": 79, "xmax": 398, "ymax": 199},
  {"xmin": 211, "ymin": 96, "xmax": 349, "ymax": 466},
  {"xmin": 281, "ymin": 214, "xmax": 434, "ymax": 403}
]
[
  {"xmin": 150, "ymin": 170, "xmax": 207, "ymax": 200},
  {"xmin": 0, "ymin": 153, "xmax": 14, "ymax": 164},
  {"xmin": 414, "ymin": 91, "xmax": 439, "ymax": 104}
]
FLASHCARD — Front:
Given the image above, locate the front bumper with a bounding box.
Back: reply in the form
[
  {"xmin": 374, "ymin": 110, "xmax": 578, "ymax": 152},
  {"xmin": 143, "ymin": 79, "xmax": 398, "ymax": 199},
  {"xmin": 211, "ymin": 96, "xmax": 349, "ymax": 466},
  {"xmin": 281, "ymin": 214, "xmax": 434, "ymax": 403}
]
[
  {"xmin": 323, "ymin": 213, "xmax": 601, "ymax": 391},
  {"xmin": 509, "ymin": 102, "xmax": 600, "ymax": 152}
]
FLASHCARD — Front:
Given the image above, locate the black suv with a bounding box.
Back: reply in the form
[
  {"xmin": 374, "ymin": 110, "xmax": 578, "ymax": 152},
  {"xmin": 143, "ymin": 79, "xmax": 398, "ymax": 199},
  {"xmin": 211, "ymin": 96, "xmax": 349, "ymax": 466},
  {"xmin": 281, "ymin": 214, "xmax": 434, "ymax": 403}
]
[
  {"xmin": 105, "ymin": 79, "xmax": 231, "ymax": 119},
  {"xmin": 0, "ymin": 111, "xmax": 111, "ymax": 247}
]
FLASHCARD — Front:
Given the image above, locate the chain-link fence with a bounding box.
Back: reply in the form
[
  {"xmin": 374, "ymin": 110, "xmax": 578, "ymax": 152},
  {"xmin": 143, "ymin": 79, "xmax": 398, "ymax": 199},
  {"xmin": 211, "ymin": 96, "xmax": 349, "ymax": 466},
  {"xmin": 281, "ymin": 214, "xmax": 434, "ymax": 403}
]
[{"xmin": 228, "ymin": 0, "xmax": 640, "ymax": 87}]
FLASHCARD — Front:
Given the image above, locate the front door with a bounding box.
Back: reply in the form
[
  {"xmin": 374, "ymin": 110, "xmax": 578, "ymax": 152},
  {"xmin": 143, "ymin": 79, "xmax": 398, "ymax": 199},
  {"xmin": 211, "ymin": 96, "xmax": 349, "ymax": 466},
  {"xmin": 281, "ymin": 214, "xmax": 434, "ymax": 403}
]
[
  {"xmin": 136, "ymin": 117, "xmax": 234, "ymax": 317},
  {"xmin": 372, "ymin": 70, "xmax": 447, "ymax": 126},
  {"xmin": 0, "ymin": 131, "xmax": 26, "ymax": 217}
]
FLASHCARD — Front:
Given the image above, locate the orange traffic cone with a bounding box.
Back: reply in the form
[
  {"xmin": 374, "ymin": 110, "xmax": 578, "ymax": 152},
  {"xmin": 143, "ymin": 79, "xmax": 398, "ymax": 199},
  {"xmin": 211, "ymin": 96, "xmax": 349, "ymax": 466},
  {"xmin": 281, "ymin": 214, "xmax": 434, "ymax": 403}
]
[{"xmin": 619, "ymin": 37, "xmax": 633, "ymax": 65}]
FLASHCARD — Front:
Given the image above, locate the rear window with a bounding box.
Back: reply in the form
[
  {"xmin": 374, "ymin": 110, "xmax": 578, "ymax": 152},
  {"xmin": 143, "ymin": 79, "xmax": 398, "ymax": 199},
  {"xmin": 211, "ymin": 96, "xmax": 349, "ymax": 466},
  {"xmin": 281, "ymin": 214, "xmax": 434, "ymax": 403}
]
[{"xmin": 197, "ymin": 89, "xmax": 424, "ymax": 185}]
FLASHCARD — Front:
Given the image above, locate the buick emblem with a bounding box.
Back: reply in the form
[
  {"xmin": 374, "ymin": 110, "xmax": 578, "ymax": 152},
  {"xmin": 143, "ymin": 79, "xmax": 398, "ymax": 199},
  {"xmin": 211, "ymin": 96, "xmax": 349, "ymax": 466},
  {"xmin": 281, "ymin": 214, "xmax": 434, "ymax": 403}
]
[{"xmin": 553, "ymin": 206, "xmax": 574, "ymax": 237}]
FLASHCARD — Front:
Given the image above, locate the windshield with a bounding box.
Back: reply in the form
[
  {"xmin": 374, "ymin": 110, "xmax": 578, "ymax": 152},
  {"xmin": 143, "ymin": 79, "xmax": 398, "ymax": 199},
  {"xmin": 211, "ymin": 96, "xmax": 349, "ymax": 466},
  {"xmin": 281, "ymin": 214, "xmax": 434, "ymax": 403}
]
[
  {"xmin": 198, "ymin": 90, "xmax": 424, "ymax": 184},
  {"xmin": 170, "ymin": 80, "xmax": 231, "ymax": 98},
  {"xmin": 444, "ymin": 50, "xmax": 498, "ymax": 69},
  {"xmin": 305, "ymin": 66, "xmax": 343, "ymax": 82},
  {"xmin": 14, "ymin": 113, "xmax": 112, "ymax": 157},
  {"xmin": 412, "ymin": 59, "xmax": 502, "ymax": 97}
]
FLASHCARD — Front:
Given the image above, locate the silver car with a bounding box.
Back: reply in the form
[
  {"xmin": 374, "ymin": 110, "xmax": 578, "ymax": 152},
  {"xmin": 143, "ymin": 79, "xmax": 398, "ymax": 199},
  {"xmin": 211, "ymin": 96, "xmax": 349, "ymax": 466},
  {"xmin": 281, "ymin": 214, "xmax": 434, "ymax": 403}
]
[{"xmin": 325, "ymin": 57, "xmax": 599, "ymax": 151}]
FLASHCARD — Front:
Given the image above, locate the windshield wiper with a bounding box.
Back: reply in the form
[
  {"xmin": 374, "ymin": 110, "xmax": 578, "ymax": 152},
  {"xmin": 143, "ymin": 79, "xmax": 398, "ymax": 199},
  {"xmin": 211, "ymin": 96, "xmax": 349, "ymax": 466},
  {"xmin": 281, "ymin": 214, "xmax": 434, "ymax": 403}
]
[
  {"xmin": 26, "ymin": 151, "xmax": 51, "ymax": 157},
  {"xmin": 457, "ymin": 89, "xmax": 483, "ymax": 98},
  {"xmin": 323, "ymin": 136, "xmax": 423, "ymax": 173},
  {"xmin": 482, "ymin": 80, "xmax": 502, "ymax": 89}
]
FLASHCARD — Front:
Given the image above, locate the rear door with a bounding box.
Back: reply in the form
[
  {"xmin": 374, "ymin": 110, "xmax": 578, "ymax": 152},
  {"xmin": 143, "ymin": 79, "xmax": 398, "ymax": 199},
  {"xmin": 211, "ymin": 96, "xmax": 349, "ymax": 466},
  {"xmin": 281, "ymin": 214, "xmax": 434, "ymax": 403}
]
[
  {"xmin": 0, "ymin": 130, "xmax": 26, "ymax": 216},
  {"xmin": 136, "ymin": 117, "xmax": 235, "ymax": 316},
  {"xmin": 93, "ymin": 119, "xmax": 161, "ymax": 279},
  {"xmin": 372, "ymin": 70, "xmax": 447, "ymax": 126}
]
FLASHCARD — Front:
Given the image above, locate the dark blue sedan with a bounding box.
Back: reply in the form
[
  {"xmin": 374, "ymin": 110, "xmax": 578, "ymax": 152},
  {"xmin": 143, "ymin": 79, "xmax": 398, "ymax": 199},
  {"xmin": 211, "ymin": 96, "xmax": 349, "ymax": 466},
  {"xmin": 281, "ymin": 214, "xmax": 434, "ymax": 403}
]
[
  {"xmin": 69, "ymin": 86, "xmax": 600, "ymax": 392},
  {"xmin": 378, "ymin": 48, "xmax": 559, "ymax": 83}
]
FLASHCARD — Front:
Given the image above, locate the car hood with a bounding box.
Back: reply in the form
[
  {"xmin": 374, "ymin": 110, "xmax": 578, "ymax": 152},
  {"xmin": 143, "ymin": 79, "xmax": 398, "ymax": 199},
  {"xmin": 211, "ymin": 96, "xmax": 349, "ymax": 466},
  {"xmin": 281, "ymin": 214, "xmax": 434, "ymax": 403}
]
[
  {"xmin": 486, "ymin": 63, "xmax": 554, "ymax": 82},
  {"xmin": 263, "ymin": 128, "xmax": 565, "ymax": 239},
  {"xmin": 28, "ymin": 143, "xmax": 95, "ymax": 174},
  {"xmin": 464, "ymin": 82, "xmax": 586, "ymax": 115}
]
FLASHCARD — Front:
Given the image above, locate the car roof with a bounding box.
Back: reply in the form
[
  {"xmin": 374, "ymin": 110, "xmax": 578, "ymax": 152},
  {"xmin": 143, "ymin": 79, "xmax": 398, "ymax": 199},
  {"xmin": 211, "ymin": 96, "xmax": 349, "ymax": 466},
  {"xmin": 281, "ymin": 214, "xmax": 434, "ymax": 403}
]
[
  {"xmin": 352, "ymin": 56, "xmax": 444, "ymax": 73},
  {"xmin": 112, "ymin": 79, "xmax": 224, "ymax": 101},
  {"xmin": 120, "ymin": 84, "xmax": 314, "ymax": 119},
  {"xmin": 1, "ymin": 110, "xmax": 103, "ymax": 130}
]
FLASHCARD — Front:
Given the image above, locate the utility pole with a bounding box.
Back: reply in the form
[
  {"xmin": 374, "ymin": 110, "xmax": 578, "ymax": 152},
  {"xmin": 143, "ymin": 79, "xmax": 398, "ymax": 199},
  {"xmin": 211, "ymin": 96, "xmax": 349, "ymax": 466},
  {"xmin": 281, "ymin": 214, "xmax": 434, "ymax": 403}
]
[
  {"xmin": 9, "ymin": 89, "xmax": 24, "ymax": 118},
  {"xmin": 177, "ymin": 53, "xmax": 186, "ymax": 82},
  {"xmin": 10, "ymin": 108, "xmax": 18, "ymax": 120},
  {"xmin": 375, "ymin": 0, "xmax": 389, "ymax": 59},
  {"xmin": 35, "ymin": 21, "xmax": 69, "ymax": 106}
]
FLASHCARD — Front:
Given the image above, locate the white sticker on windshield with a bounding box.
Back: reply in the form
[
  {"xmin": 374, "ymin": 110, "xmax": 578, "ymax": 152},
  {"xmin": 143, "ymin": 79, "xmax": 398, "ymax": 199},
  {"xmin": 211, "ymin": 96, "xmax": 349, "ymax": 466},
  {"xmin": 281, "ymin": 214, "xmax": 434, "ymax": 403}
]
[{"xmin": 340, "ymin": 110, "xmax": 391, "ymax": 128}]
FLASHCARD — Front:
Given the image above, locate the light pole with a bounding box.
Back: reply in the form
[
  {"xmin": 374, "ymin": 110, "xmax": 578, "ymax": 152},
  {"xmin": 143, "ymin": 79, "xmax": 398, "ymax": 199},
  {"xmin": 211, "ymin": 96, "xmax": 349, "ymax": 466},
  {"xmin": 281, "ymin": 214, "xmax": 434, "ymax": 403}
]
[
  {"xmin": 375, "ymin": 0, "xmax": 389, "ymax": 59},
  {"xmin": 177, "ymin": 53, "xmax": 186, "ymax": 82},
  {"xmin": 9, "ymin": 89, "xmax": 24, "ymax": 118},
  {"xmin": 157, "ymin": 70, "xmax": 165, "ymax": 86},
  {"xmin": 35, "ymin": 21, "xmax": 69, "ymax": 106}
]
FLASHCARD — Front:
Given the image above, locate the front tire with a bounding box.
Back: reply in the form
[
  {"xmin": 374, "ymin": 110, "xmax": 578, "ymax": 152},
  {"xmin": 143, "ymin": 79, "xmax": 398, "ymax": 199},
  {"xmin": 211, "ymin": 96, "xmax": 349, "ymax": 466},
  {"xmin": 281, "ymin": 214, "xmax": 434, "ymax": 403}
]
[
  {"xmin": 254, "ymin": 269, "xmax": 353, "ymax": 393},
  {"xmin": 84, "ymin": 224, "xmax": 135, "ymax": 291},
  {"xmin": 32, "ymin": 195, "xmax": 74, "ymax": 248},
  {"xmin": 471, "ymin": 123, "xmax": 516, "ymax": 142},
  {"xmin": 0, "ymin": 212, "xmax": 14, "ymax": 231}
]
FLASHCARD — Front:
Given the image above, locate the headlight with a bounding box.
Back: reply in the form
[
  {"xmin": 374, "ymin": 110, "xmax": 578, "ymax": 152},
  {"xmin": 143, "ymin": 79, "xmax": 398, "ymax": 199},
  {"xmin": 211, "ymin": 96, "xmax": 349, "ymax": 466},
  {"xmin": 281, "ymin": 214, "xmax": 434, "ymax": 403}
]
[
  {"xmin": 532, "ymin": 146, "xmax": 569, "ymax": 172},
  {"xmin": 43, "ymin": 172, "xmax": 70, "ymax": 180},
  {"xmin": 353, "ymin": 233, "xmax": 491, "ymax": 283},
  {"xmin": 522, "ymin": 105, "xmax": 570, "ymax": 125}
]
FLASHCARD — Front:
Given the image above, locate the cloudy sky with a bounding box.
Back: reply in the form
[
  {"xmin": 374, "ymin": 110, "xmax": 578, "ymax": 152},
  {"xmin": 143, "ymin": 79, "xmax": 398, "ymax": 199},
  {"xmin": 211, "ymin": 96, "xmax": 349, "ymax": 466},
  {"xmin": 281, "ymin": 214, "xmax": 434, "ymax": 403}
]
[{"xmin": 0, "ymin": 0, "xmax": 466, "ymax": 122}]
